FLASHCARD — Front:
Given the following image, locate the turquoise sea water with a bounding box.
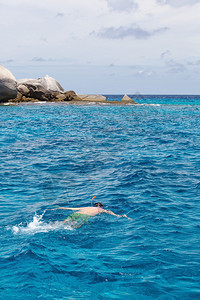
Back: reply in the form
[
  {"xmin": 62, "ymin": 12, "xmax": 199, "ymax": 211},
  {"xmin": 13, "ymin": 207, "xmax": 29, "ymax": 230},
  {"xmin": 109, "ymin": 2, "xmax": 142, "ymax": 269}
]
[{"xmin": 0, "ymin": 95, "xmax": 200, "ymax": 299}]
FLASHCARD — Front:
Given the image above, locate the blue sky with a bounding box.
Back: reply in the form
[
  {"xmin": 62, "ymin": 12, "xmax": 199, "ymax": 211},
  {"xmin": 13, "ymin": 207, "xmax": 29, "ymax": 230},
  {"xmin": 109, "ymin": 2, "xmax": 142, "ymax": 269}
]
[{"xmin": 1, "ymin": 0, "xmax": 200, "ymax": 94}]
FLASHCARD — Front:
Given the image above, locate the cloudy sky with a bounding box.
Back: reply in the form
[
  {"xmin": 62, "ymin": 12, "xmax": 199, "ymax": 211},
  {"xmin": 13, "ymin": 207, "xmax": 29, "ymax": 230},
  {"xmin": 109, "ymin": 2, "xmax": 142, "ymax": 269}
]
[{"xmin": 1, "ymin": 0, "xmax": 200, "ymax": 94}]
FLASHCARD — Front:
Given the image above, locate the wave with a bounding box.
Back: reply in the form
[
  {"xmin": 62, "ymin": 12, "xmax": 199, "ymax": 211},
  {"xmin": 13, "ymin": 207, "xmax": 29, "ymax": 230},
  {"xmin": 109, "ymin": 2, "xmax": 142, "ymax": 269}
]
[
  {"xmin": 12, "ymin": 211, "xmax": 73, "ymax": 235},
  {"xmin": 3, "ymin": 102, "xmax": 15, "ymax": 105},
  {"xmin": 139, "ymin": 103, "xmax": 161, "ymax": 106}
]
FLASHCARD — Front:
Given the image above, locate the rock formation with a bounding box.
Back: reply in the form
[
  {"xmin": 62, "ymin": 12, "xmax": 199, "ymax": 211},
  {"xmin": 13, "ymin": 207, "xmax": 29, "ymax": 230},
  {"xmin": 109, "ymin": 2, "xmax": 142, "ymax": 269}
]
[
  {"xmin": 16, "ymin": 76, "xmax": 66, "ymax": 101},
  {"xmin": 52, "ymin": 90, "xmax": 81, "ymax": 102},
  {"xmin": 77, "ymin": 94, "xmax": 107, "ymax": 102},
  {"xmin": 13, "ymin": 76, "xmax": 80, "ymax": 102},
  {"xmin": 0, "ymin": 65, "xmax": 17, "ymax": 102},
  {"xmin": 121, "ymin": 94, "xmax": 136, "ymax": 103},
  {"xmin": 0, "ymin": 65, "xmax": 137, "ymax": 105},
  {"xmin": 17, "ymin": 78, "xmax": 51, "ymax": 101},
  {"xmin": 39, "ymin": 75, "xmax": 65, "ymax": 93}
]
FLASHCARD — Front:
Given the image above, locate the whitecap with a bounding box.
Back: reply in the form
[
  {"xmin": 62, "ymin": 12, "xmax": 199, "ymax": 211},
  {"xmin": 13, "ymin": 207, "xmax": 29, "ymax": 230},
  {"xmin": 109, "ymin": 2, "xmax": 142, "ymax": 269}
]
[
  {"xmin": 3, "ymin": 102, "xmax": 15, "ymax": 105},
  {"xmin": 138, "ymin": 103, "xmax": 161, "ymax": 106},
  {"xmin": 148, "ymin": 103, "xmax": 161, "ymax": 106},
  {"xmin": 35, "ymin": 101, "xmax": 47, "ymax": 104}
]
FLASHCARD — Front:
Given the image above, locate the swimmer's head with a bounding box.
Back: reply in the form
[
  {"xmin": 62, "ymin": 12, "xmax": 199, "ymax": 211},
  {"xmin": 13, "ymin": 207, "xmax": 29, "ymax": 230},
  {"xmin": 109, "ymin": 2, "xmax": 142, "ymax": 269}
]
[{"xmin": 94, "ymin": 202, "xmax": 104, "ymax": 208}]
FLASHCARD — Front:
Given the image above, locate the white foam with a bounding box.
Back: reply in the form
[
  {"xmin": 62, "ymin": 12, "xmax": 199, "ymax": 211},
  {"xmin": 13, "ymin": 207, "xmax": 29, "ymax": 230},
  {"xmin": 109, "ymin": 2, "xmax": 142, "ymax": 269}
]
[
  {"xmin": 12, "ymin": 212, "xmax": 73, "ymax": 235},
  {"xmin": 138, "ymin": 103, "xmax": 161, "ymax": 106},
  {"xmin": 3, "ymin": 102, "xmax": 15, "ymax": 105}
]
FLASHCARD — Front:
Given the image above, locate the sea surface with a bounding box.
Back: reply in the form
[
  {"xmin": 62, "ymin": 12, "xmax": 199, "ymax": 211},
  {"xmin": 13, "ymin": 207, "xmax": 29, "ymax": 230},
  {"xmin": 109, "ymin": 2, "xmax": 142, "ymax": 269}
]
[{"xmin": 0, "ymin": 95, "xmax": 200, "ymax": 299}]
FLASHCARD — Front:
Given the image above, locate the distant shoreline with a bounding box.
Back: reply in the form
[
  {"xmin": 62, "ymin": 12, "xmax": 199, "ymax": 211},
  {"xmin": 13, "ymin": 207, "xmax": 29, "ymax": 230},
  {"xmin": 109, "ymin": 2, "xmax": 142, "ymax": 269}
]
[{"xmin": 1, "ymin": 99, "xmax": 140, "ymax": 106}]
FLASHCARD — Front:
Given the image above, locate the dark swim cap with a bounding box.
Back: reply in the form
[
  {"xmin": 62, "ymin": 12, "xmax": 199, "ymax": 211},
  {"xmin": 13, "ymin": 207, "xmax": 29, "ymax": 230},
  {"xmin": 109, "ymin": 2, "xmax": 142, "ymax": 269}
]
[{"xmin": 94, "ymin": 202, "xmax": 104, "ymax": 208}]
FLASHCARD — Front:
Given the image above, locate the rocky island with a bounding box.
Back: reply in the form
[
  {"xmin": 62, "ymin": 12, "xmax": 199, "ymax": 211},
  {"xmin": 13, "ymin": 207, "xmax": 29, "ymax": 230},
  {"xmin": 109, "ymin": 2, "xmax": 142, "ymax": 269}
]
[{"xmin": 0, "ymin": 65, "xmax": 137, "ymax": 105}]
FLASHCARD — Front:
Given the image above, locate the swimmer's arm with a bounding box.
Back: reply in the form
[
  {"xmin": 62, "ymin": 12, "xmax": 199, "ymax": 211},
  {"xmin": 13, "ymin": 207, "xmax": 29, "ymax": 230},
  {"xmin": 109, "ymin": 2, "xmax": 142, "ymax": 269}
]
[
  {"xmin": 103, "ymin": 209, "xmax": 132, "ymax": 220},
  {"xmin": 121, "ymin": 214, "xmax": 133, "ymax": 220}
]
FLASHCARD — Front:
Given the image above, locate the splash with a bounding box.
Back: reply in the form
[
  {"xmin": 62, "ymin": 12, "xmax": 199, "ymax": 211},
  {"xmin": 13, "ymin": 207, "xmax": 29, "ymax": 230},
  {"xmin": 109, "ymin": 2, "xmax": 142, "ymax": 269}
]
[{"xmin": 12, "ymin": 211, "xmax": 73, "ymax": 235}]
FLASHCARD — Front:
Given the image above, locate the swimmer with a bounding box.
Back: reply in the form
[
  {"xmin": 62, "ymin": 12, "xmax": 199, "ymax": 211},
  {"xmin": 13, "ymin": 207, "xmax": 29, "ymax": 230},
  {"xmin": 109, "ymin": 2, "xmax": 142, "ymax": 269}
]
[{"xmin": 52, "ymin": 202, "xmax": 132, "ymax": 228}]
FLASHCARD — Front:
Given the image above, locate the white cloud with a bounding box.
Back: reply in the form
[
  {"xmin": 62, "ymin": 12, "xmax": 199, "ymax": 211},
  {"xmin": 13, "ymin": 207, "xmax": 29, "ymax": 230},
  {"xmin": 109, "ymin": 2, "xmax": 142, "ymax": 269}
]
[
  {"xmin": 187, "ymin": 59, "xmax": 200, "ymax": 66},
  {"xmin": 160, "ymin": 51, "xmax": 187, "ymax": 73},
  {"xmin": 160, "ymin": 50, "xmax": 171, "ymax": 60},
  {"xmin": 105, "ymin": 0, "xmax": 138, "ymax": 12},
  {"xmin": 56, "ymin": 13, "xmax": 65, "ymax": 17},
  {"xmin": 157, "ymin": 0, "xmax": 200, "ymax": 7},
  {"xmin": 94, "ymin": 25, "xmax": 168, "ymax": 39},
  {"xmin": 166, "ymin": 59, "xmax": 187, "ymax": 73},
  {"xmin": 134, "ymin": 69, "xmax": 155, "ymax": 77},
  {"xmin": 31, "ymin": 57, "xmax": 56, "ymax": 62}
]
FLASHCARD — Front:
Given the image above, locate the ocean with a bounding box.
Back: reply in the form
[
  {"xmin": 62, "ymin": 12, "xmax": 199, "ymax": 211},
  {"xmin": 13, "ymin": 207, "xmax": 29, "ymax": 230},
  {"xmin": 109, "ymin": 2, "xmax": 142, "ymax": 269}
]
[{"xmin": 0, "ymin": 95, "xmax": 200, "ymax": 299}]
